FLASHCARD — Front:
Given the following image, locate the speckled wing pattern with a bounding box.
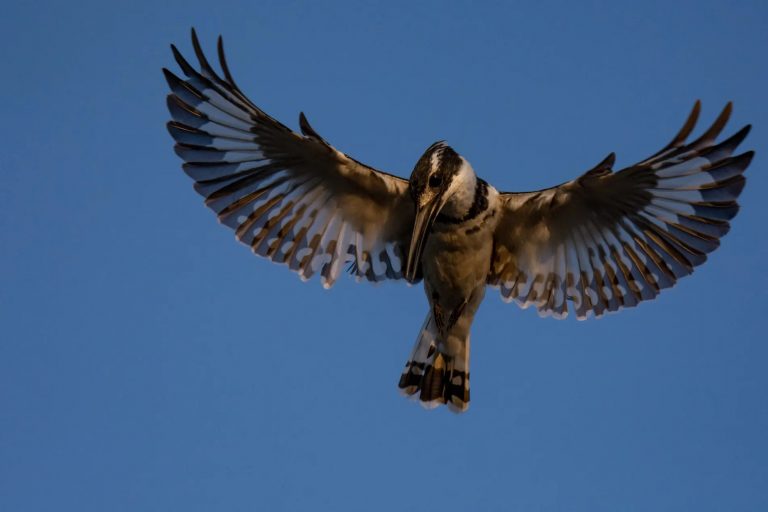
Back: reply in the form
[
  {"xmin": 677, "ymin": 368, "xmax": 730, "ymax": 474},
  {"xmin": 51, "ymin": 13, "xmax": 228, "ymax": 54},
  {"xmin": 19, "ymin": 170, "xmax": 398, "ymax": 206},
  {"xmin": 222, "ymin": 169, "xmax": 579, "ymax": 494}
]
[
  {"xmin": 164, "ymin": 30, "xmax": 414, "ymax": 287},
  {"xmin": 489, "ymin": 102, "xmax": 752, "ymax": 319}
]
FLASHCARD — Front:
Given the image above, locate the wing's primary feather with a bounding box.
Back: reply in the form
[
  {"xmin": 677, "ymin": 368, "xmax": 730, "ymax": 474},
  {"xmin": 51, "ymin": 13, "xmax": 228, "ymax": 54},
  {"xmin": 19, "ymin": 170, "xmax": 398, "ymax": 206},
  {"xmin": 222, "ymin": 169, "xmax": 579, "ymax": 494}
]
[
  {"xmin": 165, "ymin": 29, "xmax": 415, "ymax": 287},
  {"xmin": 489, "ymin": 101, "xmax": 752, "ymax": 319}
]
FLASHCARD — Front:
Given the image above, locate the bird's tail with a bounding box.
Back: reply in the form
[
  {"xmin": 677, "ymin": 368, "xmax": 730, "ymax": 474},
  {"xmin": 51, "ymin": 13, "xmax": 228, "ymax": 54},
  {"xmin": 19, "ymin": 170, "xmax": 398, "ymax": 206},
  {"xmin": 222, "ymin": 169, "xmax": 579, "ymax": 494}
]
[{"xmin": 398, "ymin": 314, "xmax": 470, "ymax": 412}]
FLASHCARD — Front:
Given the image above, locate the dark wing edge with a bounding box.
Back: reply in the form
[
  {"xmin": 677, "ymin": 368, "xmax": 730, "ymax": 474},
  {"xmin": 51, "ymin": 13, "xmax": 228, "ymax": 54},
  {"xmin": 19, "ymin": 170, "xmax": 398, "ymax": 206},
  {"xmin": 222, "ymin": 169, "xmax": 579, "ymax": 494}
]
[
  {"xmin": 489, "ymin": 101, "xmax": 753, "ymax": 320},
  {"xmin": 164, "ymin": 29, "xmax": 415, "ymax": 288}
]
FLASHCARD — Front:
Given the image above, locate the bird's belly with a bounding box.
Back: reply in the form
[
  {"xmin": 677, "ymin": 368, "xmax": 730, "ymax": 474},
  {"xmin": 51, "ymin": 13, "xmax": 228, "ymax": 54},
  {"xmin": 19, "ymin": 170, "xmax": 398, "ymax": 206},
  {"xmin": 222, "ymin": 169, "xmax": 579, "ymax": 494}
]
[{"xmin": 421, "ymin": 227, "xmax": 492, "ymax": 307}]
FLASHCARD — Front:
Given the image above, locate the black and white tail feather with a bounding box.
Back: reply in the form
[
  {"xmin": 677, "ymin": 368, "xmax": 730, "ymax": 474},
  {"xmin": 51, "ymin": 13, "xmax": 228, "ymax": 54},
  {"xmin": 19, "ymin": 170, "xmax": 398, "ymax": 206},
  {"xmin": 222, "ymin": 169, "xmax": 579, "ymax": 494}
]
[{"xmin": 398, "ymin": 315, "xmax": 471, "ymax": 412}]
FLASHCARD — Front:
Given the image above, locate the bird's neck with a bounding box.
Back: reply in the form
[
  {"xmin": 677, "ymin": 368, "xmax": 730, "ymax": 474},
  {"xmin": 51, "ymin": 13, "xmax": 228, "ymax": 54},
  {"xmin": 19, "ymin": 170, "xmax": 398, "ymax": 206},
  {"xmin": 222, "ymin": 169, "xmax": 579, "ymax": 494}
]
[{"xmin": 438, "ymin": 164, "xmax": 484, "ymax": 222}]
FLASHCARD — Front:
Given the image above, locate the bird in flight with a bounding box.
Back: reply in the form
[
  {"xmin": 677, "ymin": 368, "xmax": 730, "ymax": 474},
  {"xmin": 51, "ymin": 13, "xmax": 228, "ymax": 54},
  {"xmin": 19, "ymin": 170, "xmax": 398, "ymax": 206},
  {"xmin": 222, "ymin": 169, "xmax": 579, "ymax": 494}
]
[{"xmin": 164, "ymin": 30, "xmax": 753, "ymax": 412}]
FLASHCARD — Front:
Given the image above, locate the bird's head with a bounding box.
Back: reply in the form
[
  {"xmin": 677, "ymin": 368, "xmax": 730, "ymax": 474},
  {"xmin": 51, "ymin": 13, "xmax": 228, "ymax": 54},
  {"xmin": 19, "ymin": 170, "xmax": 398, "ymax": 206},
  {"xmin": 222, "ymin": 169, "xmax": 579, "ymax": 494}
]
[{"xmin": 405, "ymin": 141, "xmax": 475, "ymax": 281}]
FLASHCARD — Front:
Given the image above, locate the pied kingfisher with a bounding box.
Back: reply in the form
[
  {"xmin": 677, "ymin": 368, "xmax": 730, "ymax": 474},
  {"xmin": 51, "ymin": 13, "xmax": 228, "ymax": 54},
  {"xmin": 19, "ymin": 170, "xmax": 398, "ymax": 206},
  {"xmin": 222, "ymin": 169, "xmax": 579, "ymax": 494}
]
[{"xmin": 164, "ymin": 30, "xmax": 753, "ymax": 412}]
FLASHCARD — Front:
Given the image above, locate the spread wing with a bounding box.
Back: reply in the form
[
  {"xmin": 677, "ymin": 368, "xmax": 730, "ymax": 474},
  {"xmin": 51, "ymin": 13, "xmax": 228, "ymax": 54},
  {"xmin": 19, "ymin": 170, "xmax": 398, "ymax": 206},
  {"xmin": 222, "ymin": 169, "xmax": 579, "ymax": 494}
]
[
  {"xmin": 489, "ymin": 102, "xmax": 753, "ymax": 319},
  {"xmin": 164, "ymin": 30, "xmax": 414, "ymax": 287}
]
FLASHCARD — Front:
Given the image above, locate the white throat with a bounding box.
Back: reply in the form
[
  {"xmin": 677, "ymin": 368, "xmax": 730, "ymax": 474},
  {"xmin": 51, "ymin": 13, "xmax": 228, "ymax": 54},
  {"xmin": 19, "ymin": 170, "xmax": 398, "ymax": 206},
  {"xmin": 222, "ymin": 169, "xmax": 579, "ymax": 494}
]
[{"xmin": 440, "ymin": 158, "xmax": 477, "ymax": 219}]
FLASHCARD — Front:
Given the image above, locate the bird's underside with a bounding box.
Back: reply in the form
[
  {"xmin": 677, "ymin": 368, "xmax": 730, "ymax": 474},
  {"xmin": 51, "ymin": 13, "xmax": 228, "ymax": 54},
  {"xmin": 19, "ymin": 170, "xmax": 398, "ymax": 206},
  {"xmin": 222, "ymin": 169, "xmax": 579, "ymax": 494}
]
[{"xmin": 165, "ymin": 29, "xmax": 753, "ymax": 412}]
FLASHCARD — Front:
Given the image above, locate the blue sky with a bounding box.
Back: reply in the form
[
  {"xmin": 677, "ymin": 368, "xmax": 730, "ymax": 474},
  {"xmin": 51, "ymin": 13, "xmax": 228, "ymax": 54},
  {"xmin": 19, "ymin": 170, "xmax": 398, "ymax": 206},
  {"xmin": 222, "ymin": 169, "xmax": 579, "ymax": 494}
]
[{"xmin": 2, "ymin": 1, "xmax": 767, "ymax": 510}]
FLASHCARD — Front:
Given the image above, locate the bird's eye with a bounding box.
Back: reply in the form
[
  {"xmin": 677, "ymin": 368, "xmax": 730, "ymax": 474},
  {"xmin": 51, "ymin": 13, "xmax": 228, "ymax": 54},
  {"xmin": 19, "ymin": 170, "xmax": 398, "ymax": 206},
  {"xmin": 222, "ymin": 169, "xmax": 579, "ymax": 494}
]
[{"xmin": 429, "ymin": 174, "xmax": 442, "ymax": 188}]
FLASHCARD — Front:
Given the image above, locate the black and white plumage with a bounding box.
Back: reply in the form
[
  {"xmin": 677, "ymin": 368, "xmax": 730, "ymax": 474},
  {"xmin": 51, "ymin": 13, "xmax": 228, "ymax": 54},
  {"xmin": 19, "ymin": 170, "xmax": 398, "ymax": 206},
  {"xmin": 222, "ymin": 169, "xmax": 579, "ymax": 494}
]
[{"xmin": 164, "ymin": 30, "xmax": 753, "ymax": 412}]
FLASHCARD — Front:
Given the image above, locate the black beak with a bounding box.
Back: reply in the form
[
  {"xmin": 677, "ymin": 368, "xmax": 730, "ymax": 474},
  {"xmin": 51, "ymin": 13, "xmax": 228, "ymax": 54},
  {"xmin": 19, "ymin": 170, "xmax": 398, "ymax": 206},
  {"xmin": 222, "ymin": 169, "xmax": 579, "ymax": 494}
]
[{"xmin": 405, "ymin": 195, "xmax": 444, "ymax": 282}]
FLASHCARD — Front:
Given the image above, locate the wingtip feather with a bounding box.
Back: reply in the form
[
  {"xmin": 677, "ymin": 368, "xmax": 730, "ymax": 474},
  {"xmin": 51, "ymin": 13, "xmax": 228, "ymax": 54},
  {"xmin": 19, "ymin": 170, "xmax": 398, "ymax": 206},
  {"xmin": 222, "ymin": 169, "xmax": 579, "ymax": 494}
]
[
  {"xmin": 668, "ymin": 99, "xmax": 701, "ymax": 148},
  {"xmin": 217, "ymin": 34, "xmax": 236, "ymax": 84},
  {"xmin": 686, "ymin": 101, "xmax": 734, "ymax": 150}
]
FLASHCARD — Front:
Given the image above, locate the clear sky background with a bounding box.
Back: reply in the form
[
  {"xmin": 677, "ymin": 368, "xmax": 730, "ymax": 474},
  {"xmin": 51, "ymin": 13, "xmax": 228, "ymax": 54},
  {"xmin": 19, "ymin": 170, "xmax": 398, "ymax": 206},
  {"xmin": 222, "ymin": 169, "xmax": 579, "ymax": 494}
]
[{"xmin": 2, "ymin": 1, "xmax": 767, "ymax": 510}]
